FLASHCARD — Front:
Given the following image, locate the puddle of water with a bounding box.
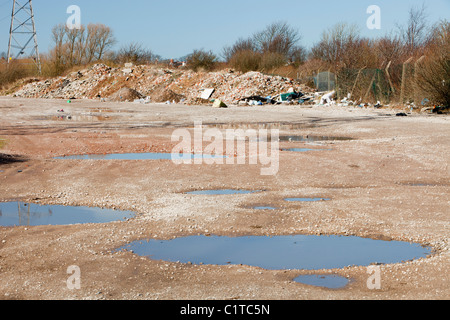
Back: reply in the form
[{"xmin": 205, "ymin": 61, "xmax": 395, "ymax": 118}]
[
  {"xmin": 400, "ymin": 182, "xmax": 445, "ymax": 187},
  {"xmin": 118, "ymin": 235, "xmax": 431, "ymax": 270},
  {"xmin": 202, "ymin": 122, "xmax": 315, "ymax": 130},
  {"xmin": 0, "ymin": 202, "xmax": 135, "ymax": 227},
  {"xmin": 54, "ymin": 153, "xmax": 226, "ymax": 160},
  {"xmin": 294, "ymin": 275, "xmax": 350, "ymax": 289},
  {"xmin": 281, "ymin": 148, "xmax": 331, "ymax": 152},
  {"xmin": 186, "ymin": 189, "xmax": 261, "ymax": 195},
  {"xmin": 252, "ymin": 206, "xmax": 277, "ymax": 210},
  {"xmin": 285, "ymin": 198, "xmax": 330, "ymax": 202},
  {"xmin": 279, "ymin": 135, "xmax": 354, "ymax": 142}
]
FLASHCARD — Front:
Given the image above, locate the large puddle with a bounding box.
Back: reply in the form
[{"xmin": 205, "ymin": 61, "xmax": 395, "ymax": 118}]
[
  {"xmin": 0, "ymin": 202, "xmax": 135, "ymax": 226},
  {"xmin": 54, "ymin": 153, "xmax": 226, "ymax": 160},
  {"xmin": 293, "ymin": 275, "xmax": 350, "ymax": 289},
  {"xmin": 118, "ymin": 234, "xmax": 431, "ymax": 271}
]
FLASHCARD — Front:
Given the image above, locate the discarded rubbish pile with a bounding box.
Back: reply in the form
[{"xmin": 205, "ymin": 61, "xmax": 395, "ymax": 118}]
[{"xmin": 11, "ymin": 63, "xmax": 315, "ymax": 106}]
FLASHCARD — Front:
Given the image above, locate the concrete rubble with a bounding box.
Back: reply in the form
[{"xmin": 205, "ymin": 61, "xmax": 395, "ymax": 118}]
[{"xmin": 11, "ymin": 63, "xmax": 315, "ymax": 106}]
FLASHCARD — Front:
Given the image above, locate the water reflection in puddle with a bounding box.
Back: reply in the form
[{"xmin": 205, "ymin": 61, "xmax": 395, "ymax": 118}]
[
  {"xmin": 294, "ymin": 275, "xmax": 350, "ymax": 289},
  {"xmin": 118, "ymin": 235, "xmax": 431, "ymax": 270},
  {"xmin": 281, "ymin": 136, "xmax": 353, "ymax": 142},
  {"xmin": 281, "ymin": 148, "xmax": 331, "ymax": 152},
  {"xmin": 252, "ymin": 206, "xmax": 277, "ymax": 210},
  {"xmin": 54, "ymin": 153, "xmax": 226, "ymax": 160},
  {"xmin": 0, "ymin": 202, "xmax": 135, "ymax": 226},
  {"xmin": 203, "ymin": 122, "xmax": 315, "ymax": 130}
]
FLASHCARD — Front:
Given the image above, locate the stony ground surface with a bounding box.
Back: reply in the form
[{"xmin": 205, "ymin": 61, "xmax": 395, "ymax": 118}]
[{"xmin": 0, "ymin": 97, "xmax": 448, "ymax": 300}]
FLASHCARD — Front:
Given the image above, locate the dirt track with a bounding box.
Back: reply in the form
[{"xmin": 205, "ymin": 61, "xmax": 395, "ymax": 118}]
[{"xmin": 0, "ymin": 97, "xmax": 448, "ymax": 300}]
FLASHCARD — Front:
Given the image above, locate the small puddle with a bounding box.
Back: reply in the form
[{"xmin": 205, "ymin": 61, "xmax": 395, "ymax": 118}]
[
  {"xmin": 54, "ymin": 153, "xmax": 226, "ymax": 160},
  {"xmin": 280, "ymin": 135, "xmax": 354, "ymax": 142},
  {"xmin": 185, "ymin": 189, "xmax": 261, "ymax": 195},
  {"xmin": 252, "ymin": 206, "xmax": 277, "ymax": 210},
  {"xmin": 294, "ymin": 275, "xmax": 350, "ymax": 289},
  {"xmin": 0, "ymin": 202, "xmax": 135, "ymax": 226},
  {"xmin": 281, "ymin": 148, "xmax": 331, "ymax": 152},
  {"xmin": 118, "ymin": 235, "xmax": 431, "ymax": 271},
  {"xmin": 399, "ymin": 182, "xmax": 446, "ymax": 187},
  {"xmin": 202, "ymin": 122, "xmax": 316, "ymax": 130},
  {"xmin": 285, "ymin": 198, "xmax": 330, "ymax": 202}
]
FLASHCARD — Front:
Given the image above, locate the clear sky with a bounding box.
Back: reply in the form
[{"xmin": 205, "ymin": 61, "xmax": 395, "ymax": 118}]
[{"xmin": 0, "ymin": 0, "xmax": 449, "ymax": 60}]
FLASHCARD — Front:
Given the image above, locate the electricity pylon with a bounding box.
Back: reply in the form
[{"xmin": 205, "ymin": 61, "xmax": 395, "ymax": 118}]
[{"xmin": 7, "ymin": 0, "xmax": 41, "ymax": 73}]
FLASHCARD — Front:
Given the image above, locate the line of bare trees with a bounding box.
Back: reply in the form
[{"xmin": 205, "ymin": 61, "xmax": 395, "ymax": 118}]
[
  {"xmin": 49, "ymin": 23, "xmax": 116, "ymax": 75},
  {"xmin": 222, "ymin": 4, "xmax": 448, "ymax": 107}
]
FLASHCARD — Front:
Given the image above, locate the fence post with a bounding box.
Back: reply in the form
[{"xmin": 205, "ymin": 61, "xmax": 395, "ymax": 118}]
[
  {"xmin": 400, "ymin": 57, "xmax": 413, "ymax": 105},
  {"xmin": 385, "ymin": 61, "xmax": 395, "ymax": 95},
  {"xmin": 414, "ymin": 56, "xmax": 426, "ymax": 107},
  {"xmin": 351, "ymin": 67, "xmax": 365, "ymax": 99}
]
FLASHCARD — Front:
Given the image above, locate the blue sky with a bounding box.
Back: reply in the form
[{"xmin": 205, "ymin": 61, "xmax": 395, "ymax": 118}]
[{"xmin": 0, "ymin": 0, "xmax": 449, "ymax": 60}]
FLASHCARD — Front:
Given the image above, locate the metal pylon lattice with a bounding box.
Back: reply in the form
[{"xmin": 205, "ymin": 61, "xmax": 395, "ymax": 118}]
[{"xmin": 7, "ymin": 0, "xmax": 41, "ymax": 73}]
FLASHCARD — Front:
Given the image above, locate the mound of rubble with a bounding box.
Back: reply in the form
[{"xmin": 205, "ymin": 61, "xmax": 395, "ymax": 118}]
[{"xmin": 11, "ymin": 63, "xmax": 315, "ymax": 105}]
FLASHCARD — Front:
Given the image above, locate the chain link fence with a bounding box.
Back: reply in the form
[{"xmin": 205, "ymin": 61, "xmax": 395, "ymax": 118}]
[{"xmin": 298, "ymin": 58, "xmax": 428, "ymax": 106}]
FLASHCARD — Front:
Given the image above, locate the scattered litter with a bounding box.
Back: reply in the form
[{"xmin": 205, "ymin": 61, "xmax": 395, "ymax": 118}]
[
  {"xmin": 319, "ymin": 90, "xmax": 336, "ymax": 105},
  {"xmin": 200, "ymin": 88, "xmax": 215, "ymax": 100},
  {"xmin": 134, "ymin": 96, "xmax": 151, "ymax": 104},
  {"xmin": 274, "ymin": 90, "xmax": 304, "ymax": 104},
  {"xmin": 212, "ymin": 99, "xmax": 228, "ymax": 108}
]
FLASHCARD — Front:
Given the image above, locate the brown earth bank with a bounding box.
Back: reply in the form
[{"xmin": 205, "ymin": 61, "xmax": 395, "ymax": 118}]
[{"xmin": 0, "ymin": 97, "xmax": 448, "ymax": 300}]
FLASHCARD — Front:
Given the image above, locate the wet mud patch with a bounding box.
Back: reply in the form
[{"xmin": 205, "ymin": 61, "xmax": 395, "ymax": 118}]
[{"xmin": 0, "ymin": 153, "xmax": 28, "ymax": 165}]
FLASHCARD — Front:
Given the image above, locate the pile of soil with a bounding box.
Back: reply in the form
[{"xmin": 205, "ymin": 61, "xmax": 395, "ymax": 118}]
[
  {"xmin": 108, "ymin": 87, "xmax": 145, "ymax": 102},
  {"xmin": 151, "ymin": 88, "xmax": 186, "ymax": 103}
]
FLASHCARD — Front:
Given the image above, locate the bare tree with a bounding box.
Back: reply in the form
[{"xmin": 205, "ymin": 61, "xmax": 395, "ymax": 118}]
[
  {"xmin": 253, "ymin": 21, "xmax": 301, "ymax": 57},
  {"xmin": 50, "ymin": 23, "xmax": 116, "ymax": 70},
  {"xmin": 186, "ymin": 49, "xmax": 218, "ymax": 72},
  {"xmin": 399, "ymin": 3, "xmax": 429, "ymax": 56},
  {"xmin": 51, "ymin": 24, "xmax": 68, "ymax": 74},
  {"xmin": 95, "ymin": 24, "xmax": 116, "ymax": 61},
  {"xmin": 115, "ymin": 42, "xmax": 159, "ymax": 65},
  {"xmin": 223, "ymin": 37, "xmax": 256, "ymax": 62},
  {"xmin": 374, "ymin": 32, "xmax": 406, "ymax": 65},
  {"xmin": 416, "ymin": 20, "xmax": 450, "ymax": 107},
  {"xmin": 310, "ymin": 23, "xmax": 362, "ymax": 71}
]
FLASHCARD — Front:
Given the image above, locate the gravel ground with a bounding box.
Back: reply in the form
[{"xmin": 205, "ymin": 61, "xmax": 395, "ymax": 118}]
[{"xmin": 0, "ymin": 97, "xmax": 448, "ymax": 300}]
